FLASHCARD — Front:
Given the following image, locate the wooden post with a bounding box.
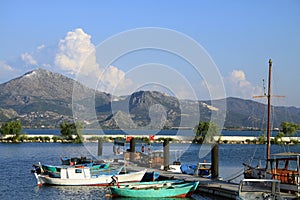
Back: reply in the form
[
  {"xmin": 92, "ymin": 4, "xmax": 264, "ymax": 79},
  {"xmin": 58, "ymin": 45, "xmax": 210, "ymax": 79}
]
[
  {"xmin": 163, "ymin": 139, "xmax": 170, "ymax": 170},
  {"xmin": 130, "ymin": 138, "xmax": 135, "ymax": 162},
  {"xmin": 98, "ymin": 139, "xmax": 103, "ymax": 156},
  {"xmin": 211, "ymin": 144, "xmax": 219, "ymax": 179}
]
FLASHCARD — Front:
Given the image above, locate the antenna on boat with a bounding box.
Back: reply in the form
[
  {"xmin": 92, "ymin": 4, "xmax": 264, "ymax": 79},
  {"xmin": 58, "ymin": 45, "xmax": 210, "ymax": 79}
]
[{"xmin": 253, "ymin": 59, "xmax": 285, "ymax": 161}]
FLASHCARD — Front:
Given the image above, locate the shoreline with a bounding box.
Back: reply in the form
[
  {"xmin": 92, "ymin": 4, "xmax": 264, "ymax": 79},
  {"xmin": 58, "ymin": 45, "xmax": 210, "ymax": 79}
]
[{"xmin": 1, "ymin": 134, "xmax": 300, "ymax": 145}]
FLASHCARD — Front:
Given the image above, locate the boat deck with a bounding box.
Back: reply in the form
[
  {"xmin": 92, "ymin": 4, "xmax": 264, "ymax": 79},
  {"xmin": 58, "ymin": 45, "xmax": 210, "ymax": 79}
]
[{"xmin": 124, "ymin": 165, "xmax": 299, "ymax": 200}]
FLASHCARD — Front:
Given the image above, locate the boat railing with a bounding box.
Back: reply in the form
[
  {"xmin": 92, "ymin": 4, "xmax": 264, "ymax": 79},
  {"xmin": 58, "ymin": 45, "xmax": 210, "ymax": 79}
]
[{"xmin": 269, "ymin": 170, "xmax": 300, "ymax": 185}]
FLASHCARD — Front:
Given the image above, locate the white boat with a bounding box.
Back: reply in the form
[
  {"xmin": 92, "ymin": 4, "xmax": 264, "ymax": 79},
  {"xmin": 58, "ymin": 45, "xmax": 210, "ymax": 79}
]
[
  {"xmin": 236, "ymin": 179, "xmax": 283, "ymax": 200},
  {"xmin": 33, "ymin": 166, "xmax": 147, "ymax": 186}
]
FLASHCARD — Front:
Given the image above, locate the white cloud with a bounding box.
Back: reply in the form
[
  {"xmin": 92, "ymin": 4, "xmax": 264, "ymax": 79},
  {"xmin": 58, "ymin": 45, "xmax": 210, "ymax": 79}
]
[
  {"xmin": 54, "ymin": 28, "xmax": 133, "ymax": 94},
  {"xmin": 0, "ymin": 61, "xmax": 21, "ymax": 83},
  {"xmin": 98, "ymin": 66, "xmax": 133, "ymax": 94},
  {"xmin": 37, "ymin": 44, "xmax": 45, "ymax": 51},
  {"xmin": 21, "ymin": 52, "xmax": 38, "ymax": 65},
  {"xmin": 225, "ymin": 70, "xmax": 263, "ymax": 98},
  {"xmin": 55, "ymin": 28, "xmax": 98, "ymax": 75}
]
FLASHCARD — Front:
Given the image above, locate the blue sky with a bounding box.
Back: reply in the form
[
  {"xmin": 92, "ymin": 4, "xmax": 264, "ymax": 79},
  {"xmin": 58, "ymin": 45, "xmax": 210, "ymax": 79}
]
[{"xmin": 0, "ymin": 0, "xmax": 299, "ymax": 107}]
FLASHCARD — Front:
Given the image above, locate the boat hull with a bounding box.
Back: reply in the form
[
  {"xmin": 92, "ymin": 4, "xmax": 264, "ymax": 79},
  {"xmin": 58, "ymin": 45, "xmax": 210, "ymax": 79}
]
[
  {"xmin": 110, "ymin": 181, "xmax": 199, "ymax": 198},
  {"xmin": 36, "ymin": 169, "xmax": 147, "ymax": 186}
]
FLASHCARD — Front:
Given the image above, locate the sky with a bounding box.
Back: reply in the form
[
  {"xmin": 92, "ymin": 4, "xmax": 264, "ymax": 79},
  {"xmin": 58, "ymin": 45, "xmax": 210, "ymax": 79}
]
[{"xmin": 0, "ymin": 0, "xmax": 299, "ymax": 107}]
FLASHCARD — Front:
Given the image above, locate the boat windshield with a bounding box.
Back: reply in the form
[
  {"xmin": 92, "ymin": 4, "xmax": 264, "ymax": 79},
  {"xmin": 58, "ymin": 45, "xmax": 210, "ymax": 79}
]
[
  {"xmin": 241, "ymin": 181, "xmax": 280, "ymax": 194},
  {"xmin": 270, "ymin": 158, "xmax": 299, "ymax": 172}
]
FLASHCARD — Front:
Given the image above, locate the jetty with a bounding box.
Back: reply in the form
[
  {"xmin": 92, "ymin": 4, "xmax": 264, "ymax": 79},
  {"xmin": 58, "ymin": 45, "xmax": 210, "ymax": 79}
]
[{"xmin": 109, "ymin": 138, "xmax": 299, "ymax": 200}]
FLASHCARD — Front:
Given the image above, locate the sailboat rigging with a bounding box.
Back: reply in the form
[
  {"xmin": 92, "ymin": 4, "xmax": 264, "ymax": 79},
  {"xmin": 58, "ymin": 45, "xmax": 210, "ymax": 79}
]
[
  {"xmin": 243, "ymin": 59, "xmax": 300, "ymax": 196},
  {"xmin": 253, "ymin": 59, "xmax": 285, "ymax": 162}
]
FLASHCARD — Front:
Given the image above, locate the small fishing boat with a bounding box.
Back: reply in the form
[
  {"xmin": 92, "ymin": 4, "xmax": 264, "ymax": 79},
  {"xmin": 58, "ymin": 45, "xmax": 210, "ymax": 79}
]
[
  {"xmin": 60, "ymin": 156, "xmax": 93, "ymax": 165},
  {"xmin": 33, "ymin": 162, "xmax": 124, "ymax": 178},
  {"xmin": 243, "ymin": 60, "xmax": 300, "ymax": 196},
  {"xmin": 141, "ymin": 171, "xmax": 160, "ymax": 182},
  {"xmin": 32, "ymin": 163, "xmax": 147, "ymax": 186},
  {"xmin": 168, "ymin": 161, "xmax": 211, "ymax": 177},
  {"xmin": 236, "ymin": 179, "xmax": 283, "ymax": 200},
  {"xmin": 244, "ymin": 152, "xmax": 300, "ymax": 195},
  {"xmin": 109, "ymin": 181, "xmax": 199, "ymax": 198}
]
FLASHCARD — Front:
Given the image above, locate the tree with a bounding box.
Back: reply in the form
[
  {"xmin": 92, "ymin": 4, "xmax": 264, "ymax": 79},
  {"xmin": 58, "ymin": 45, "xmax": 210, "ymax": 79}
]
[
  {"xmin": 59, "ymin": 121, "xmax": 84, "ymax": 143},
  {"xmin": 0, "ymin": 120, "xmax": 22, "ymax": 137},
  {"xmin": 274, "ymin": 132, "xmax": 284, "ymax": 145},
  {"xmin": 60, "ymin": 121, "xmax": 72, "ymax": 140},
  {"xmin": 280, "ymin": 122, "xmax": 299, "ymax": 136},
  {"xmin": 193, "ymin": 121, "xmax": 220, "ymax": 143},
  {"xmin": 258, "ymin": 134, "xmax": 266, "ymax": 144}
]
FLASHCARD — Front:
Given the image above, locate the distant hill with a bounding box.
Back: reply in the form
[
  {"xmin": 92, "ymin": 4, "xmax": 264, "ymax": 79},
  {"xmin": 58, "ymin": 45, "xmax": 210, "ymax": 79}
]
[
  {"xmin": 0, "ymin": 69, "xmax": 299, "ymax": 129},
  {"xmin": 209, "ymin": 97, "xmax": 300, "ymax": 129}
]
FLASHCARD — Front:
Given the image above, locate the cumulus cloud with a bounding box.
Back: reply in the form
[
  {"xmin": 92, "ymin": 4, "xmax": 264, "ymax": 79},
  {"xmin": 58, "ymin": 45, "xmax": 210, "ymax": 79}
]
[
  {"xmin": 55, "ymin": 28, "xmax": 98, "ymax": 75},
  {"xmin": 225, "ymin": 70, "xmax": 263, "ymax": 98},
  {"xmin": 21, "ymin": 52, "xmax": 38, "ymax": 65},
  {"xmin": 98, "ymin": 66, "xmax": 133, "ymax": 94},
  {"xmin": 54, "ymin": 28, "xmax": 132, "ymax": 94}
]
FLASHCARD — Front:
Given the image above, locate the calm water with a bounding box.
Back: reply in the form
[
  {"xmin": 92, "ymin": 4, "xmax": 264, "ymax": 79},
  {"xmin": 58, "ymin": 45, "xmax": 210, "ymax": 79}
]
[
  {"xmin": 0, "ymin": 142, "xmax": 299, "ymax": 199},
  {"xmin": 22, "ymin": 129, "xmax": 300, "ymax": 137}
]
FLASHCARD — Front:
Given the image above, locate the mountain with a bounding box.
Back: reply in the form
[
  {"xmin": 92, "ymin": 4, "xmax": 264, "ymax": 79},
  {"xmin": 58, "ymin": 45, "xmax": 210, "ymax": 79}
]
[
  {"xmin": 0, "ymin": 69, "xmax": 300, "ymax": 129},
  {"xmin": 209, "ymin": 97, "xmax": 300, "ymax": 129},
  {"xmin": 0, "ymin": 69, "xmax": 111, "ymax": 128}
]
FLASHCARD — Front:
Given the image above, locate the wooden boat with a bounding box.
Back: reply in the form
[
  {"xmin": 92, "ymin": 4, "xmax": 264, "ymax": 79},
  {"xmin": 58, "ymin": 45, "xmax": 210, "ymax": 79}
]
[
  {"xmin": 168, "ymin": 162, "xmax": 211, "ymax": 178},
  {"xmin": 33, "ymin": 162, "xmax": 124, "ymax": 178},
  {"xmin": 33, "ymin": 164, "xmax": 147, "ymax": 186},
  {"xmin": 109, "ymin": 181, "xmax": 199, "ymax": 198},
  {"xmin": 243, "ymin": 60, "xmax": 300, "ymax": 196},
  {"xmin": 244, "ymin": 152, "xmax": 300, "ymax": 196},
  {"xmin": 60, "ymin": 156, "xmax": 93, "ymax": 165},
  {"xmin": 141, "ymin": 171, "xmax": 160, "ymax": 181},
  {"xmin": 236, "ymin": 179, "xmax": 283, "ymax": 200}
]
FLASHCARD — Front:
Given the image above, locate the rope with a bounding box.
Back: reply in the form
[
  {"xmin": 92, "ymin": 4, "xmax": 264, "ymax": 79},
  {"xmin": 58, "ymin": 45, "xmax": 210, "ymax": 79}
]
[{"xmin": 223, "ymin": 168, "xmax": 244, "ymax": 182}]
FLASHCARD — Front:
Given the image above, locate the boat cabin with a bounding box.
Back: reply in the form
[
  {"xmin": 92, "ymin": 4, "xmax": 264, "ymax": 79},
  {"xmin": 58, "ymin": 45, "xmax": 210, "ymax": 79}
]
[
  {"xmin": 266, "ymin": 152, "xmax": 300, "ymax": 185},
  {"xmin": 237, "ymin": 179, "xmax": 283, "ymax": 200},
  {"xmin": 60, "ymin": 167, "xmax": 91, "ymax": 179}
]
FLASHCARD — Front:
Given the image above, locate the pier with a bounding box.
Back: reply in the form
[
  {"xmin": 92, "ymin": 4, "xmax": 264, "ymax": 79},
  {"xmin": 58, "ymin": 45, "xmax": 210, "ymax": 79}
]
[
  {"xmin": 115, "ymin": 138, "xmax": 299, "ymax": 200},
  {"xmin": 113, "ymin": 138, "xmax": 299, "ymax": 199}
]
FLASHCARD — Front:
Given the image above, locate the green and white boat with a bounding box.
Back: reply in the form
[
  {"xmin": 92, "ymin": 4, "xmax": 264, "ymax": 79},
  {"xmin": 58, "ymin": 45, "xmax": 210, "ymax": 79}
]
[{"xmin": 110, "ymin": 181, "xmax": 199, "ymax": 198}]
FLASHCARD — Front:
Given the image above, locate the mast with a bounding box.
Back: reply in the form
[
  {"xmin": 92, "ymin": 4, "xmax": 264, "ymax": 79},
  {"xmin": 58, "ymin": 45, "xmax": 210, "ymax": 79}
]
[
  {"xmin": 266, "ymin": 59, "xmax": 272, "ymax": 160},
  {"xmin": 254, "ymin": 59, "xmax": 284, "ymax": 162}
]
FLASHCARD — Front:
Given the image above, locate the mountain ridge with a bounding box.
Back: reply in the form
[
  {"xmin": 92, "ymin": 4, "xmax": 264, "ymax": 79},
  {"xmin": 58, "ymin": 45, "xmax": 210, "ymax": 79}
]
[{"xmin": 0, "ymin": 68, "xmax": 299, "ymax": 129}]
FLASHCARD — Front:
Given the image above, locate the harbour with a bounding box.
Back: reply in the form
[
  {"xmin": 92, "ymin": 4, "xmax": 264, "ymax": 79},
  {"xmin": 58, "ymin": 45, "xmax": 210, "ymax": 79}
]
[{"xmin": 1, "ymin": 141, "xmax": 299, "ymax": 199}]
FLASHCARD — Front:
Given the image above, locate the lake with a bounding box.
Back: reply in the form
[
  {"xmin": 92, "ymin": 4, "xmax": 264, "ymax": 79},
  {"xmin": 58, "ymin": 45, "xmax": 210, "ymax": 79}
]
[
  {"xmin": 22, "ymin": 129, "xmax": 300, "ymax": 137},
  {"xmin": 0, "ymin": 140, "xmax": 299, "ymax": 199}
]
